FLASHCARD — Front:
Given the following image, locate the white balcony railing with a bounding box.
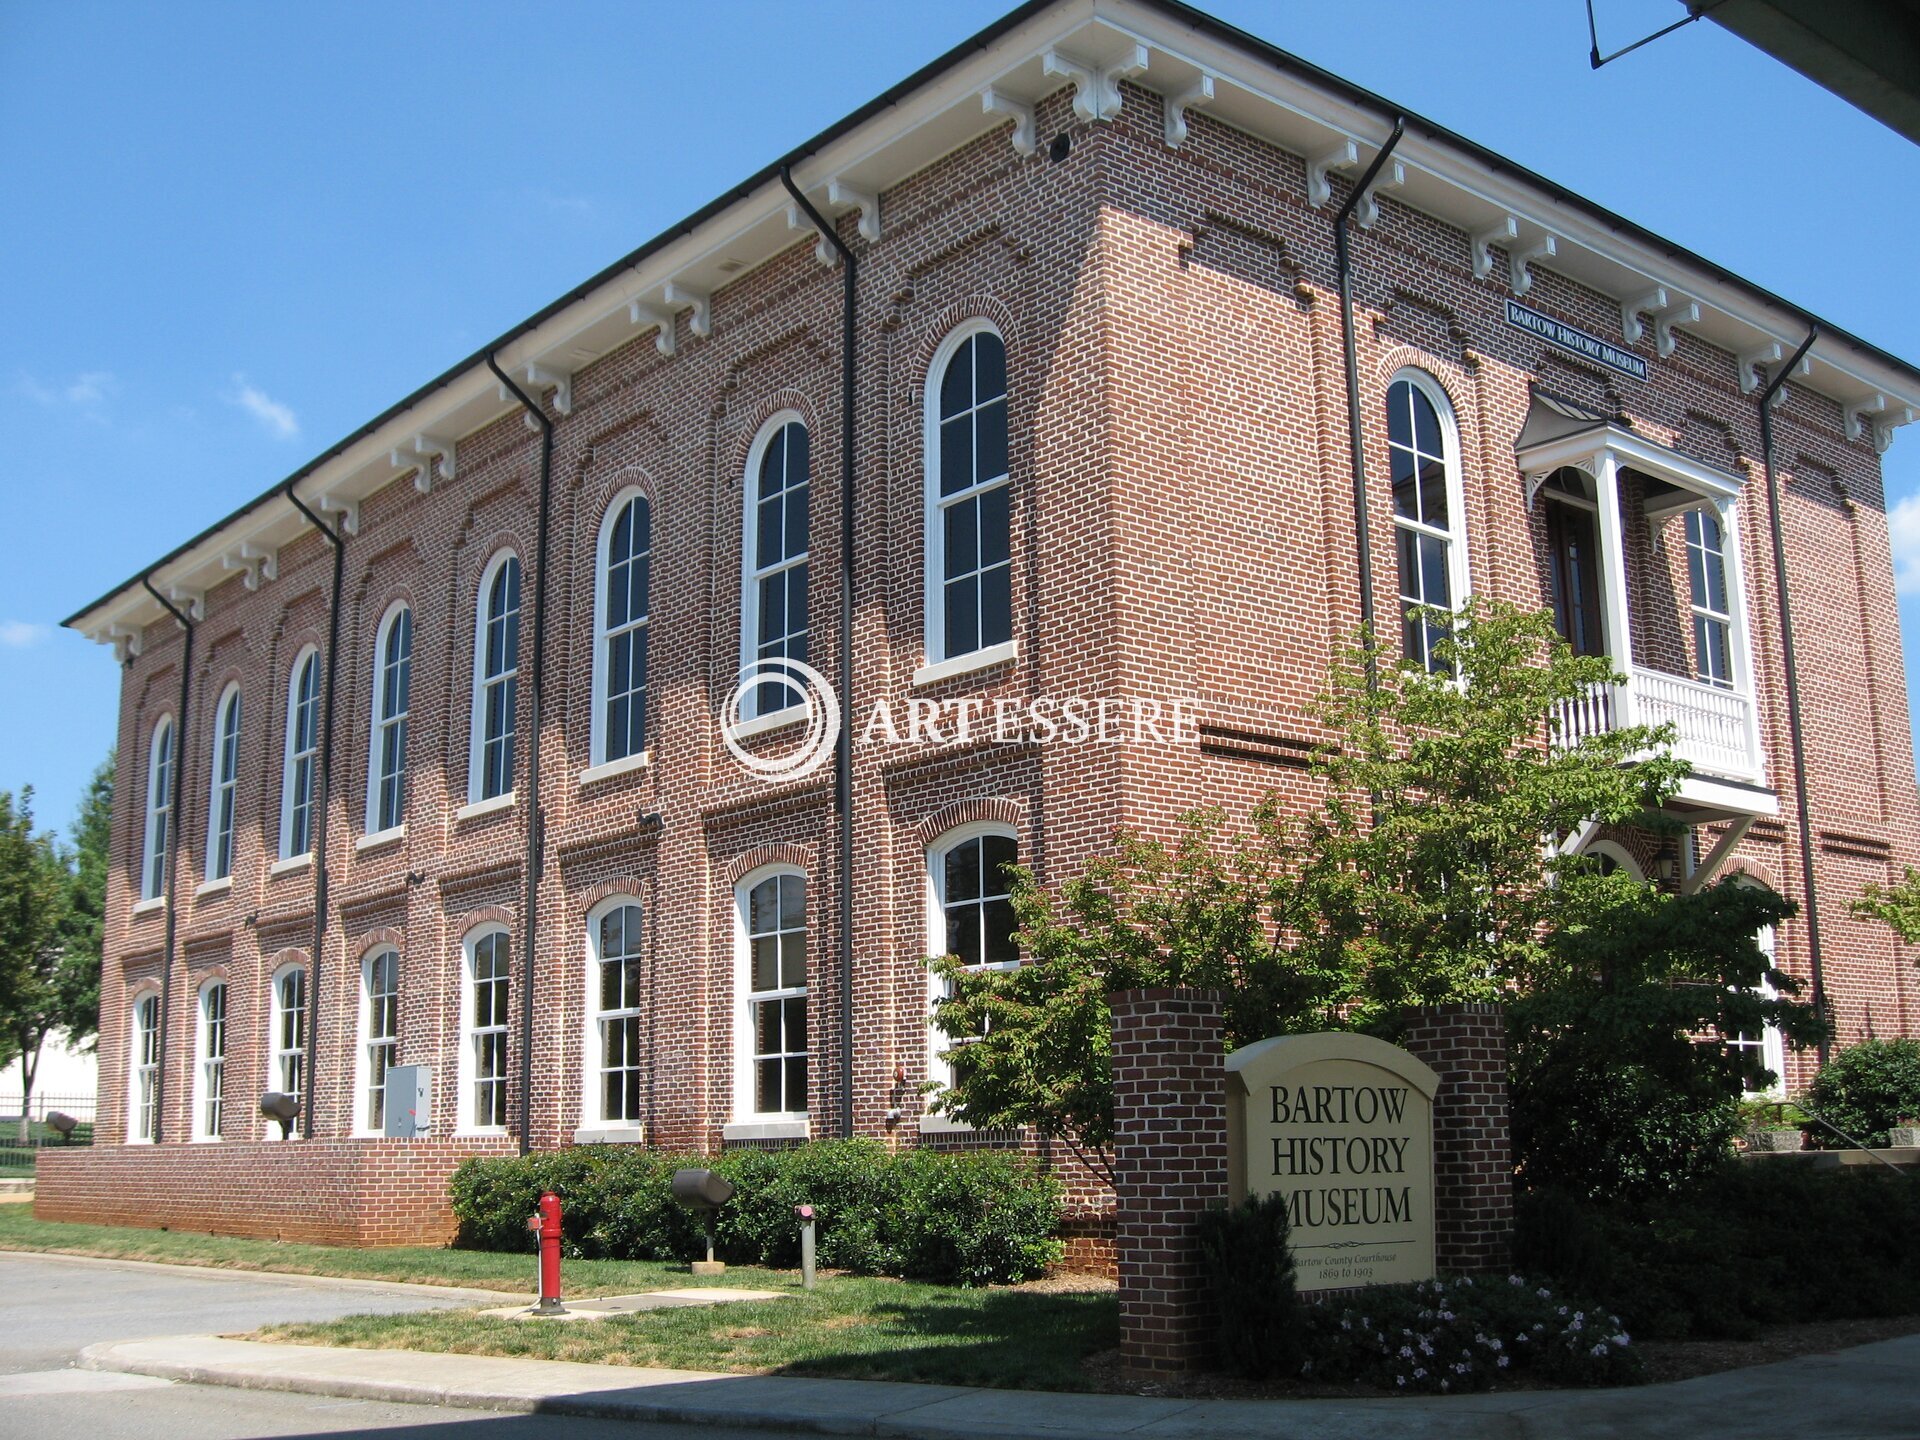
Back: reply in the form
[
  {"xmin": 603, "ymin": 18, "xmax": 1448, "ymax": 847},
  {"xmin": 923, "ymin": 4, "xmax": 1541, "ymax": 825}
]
[{"xmin": 1552, "ymin": 667, "xmax": 1762, "ymax": 784}]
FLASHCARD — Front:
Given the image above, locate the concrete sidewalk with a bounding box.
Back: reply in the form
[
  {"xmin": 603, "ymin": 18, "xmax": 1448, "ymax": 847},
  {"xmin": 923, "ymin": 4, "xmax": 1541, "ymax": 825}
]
[{"xmin": 81, "ymin": 1331, "xmax": 1920, "ymax": 1439}]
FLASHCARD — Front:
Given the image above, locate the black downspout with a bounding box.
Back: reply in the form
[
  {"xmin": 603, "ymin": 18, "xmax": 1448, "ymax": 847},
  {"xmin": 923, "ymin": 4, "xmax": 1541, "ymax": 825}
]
[
  {"xmin": 488, "ymin": 356, "xmax": 554, "ymax": 1158},
  {"xmin": 139, "ymin": 578, "xmax": 194, "ymax": 1146},
  {"xmin": 1757, "ymin": 328, "xmax": 1828, "ymax": 1062},
  {"xmin": 780, "ymin": 165, "xmax": 857, "ymax": 1140},
  {"xmin": 1333, "ymin": 117, "xmax": 1406, "ymax": 689},
  {"xmin": 282, "ymin": 487, "xmax": 345, "ymax": 1138}
]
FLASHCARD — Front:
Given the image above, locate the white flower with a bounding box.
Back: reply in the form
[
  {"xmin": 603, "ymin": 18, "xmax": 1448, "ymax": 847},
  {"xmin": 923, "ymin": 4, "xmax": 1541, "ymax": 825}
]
[
  {"xmin": 1590, "ymin": 1343, "xmax": 1608, "ymax": 1358},
  {"xmin": 1612, "ymin": 1333, "xmax": 1630, "ymax": 1347},
  {"xmin": 1508, "ymin": 1275, "xmax": 1524, "ymax": 1286},
  {"xmin": 1414, "ymin": 1367, "xmax": 1426, "ymax": 1379},
  {"xmin": 1497, "ymin": 1355, "xmax": 1510, "ymax": 1369},
  {"xmin": 1537, "ymin": 1288, "xmax": 1551, "ymax": 1300}
]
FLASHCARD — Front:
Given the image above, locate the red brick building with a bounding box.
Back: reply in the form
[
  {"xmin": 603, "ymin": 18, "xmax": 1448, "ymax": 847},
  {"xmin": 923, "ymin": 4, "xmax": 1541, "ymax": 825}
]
[{"xmin": 49, "ymin": 0, "xmax": 1920, "ymax": 1242}]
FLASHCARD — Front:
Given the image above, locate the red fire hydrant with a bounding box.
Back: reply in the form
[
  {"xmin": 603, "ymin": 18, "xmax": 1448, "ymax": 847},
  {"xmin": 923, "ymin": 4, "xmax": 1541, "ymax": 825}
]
[{"xmin": 525, "ymin": 1190, "xmax": 566, "ymax": 1316}]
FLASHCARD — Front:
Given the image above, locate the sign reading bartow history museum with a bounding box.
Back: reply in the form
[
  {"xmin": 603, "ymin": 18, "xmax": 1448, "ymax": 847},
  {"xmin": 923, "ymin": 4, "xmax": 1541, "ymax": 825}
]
[
  {"xmin": 1505, "ymin": 298, "xmax": 1649, "ymax": 381},
  {"xmin": 1226, "ymin": 1033, "xmax": 1437, "ymax": 1291}
]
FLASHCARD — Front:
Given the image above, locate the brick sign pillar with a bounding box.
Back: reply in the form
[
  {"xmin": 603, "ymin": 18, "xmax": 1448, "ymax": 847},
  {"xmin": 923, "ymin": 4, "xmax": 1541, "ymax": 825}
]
[
  {"xmin": 1400, "ymin": 1003, "xmax": 1512, "ymax": 1274},
  {"xmin": 1110, "ymin": 987, "xmax": 1228, "ymax": 1376}
]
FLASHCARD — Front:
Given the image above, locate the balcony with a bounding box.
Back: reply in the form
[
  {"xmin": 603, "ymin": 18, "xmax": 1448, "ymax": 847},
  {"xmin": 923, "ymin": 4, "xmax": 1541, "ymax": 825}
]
[{"xmin": 1555, "ymin": 667, "xmax": 1763, "ymax": 786}]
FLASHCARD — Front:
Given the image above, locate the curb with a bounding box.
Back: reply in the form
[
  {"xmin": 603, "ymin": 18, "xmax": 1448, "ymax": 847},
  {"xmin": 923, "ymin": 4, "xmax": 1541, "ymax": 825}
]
[{"xmin": 0, "ymin": 1249, "xmax": 525, "ymax": 1303}]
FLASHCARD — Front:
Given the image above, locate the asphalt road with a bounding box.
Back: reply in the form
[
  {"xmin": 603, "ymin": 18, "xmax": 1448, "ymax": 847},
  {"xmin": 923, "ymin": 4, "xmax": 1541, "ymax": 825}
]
[{"xmin": 0, "ymin": 1253, "xmax": 769, "ymax": 1439}]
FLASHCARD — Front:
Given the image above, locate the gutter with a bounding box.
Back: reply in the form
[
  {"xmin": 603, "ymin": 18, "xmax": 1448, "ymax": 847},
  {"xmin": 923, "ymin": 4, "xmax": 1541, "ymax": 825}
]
[
  {"xmin": 137, "ymin": 578, "xmax": 194, "ymax": 1145},
  {"xmin": 1756, "ymin": 328, "xmax": 1828, "ymax": 1062},
  {"xmin": 281, "ymin": 487, "xmax": 345, "ymax": 1138},
  {"xmin": 780, "ymin": 165, "xmax": 859, "ymax": 1141},
  {"xmin": 487, "ymin": 357, "xmax": 555, "ymax": 1158}
]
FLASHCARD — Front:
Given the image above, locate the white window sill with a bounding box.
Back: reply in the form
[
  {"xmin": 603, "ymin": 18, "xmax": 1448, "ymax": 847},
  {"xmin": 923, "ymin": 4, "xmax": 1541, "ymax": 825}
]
[
  {"xmin": 454, "ymin": 1127, "xmax": 509, "ymax": 1139},
  {"xmin": 578, "ymin": 752, "xmax": 650, "ymax": 787},
  {"xmin": 917, "ymin": 1113, "xmax": 979, "ymax": 1136},
  {"xmin": 194, "ymin": 877, "xmax": 232, "ymax": 899},
  {"xmin": 356, "ymin": 825, "xmax": 405, "ymax": 853},
  {"xmin": 725, "ymin": 706, "xmax": 807, "ymax": 743},
  {"xmin": 573, "ymin": 1124, "xmax": 648, "ymax": 1145},
  {"xmin": 269, "ymin": 853, "xmax": 313, "ymax": 877},
  {"xmin": 456, "ymin": 792, "xmax": 516, "ymax": 822},
  {"xmin": 130, "ymin": 896, "xmax": 166, "ymax": 917},
  {"xmin": 190, "ymin": 1134, "xmax": 221, "ymax": 1144},
  {"xmin": 722, "ymin": 1117, "xmax": 810, "ymax": 1142},
  {"xmin": 912, "ymin": 639, "xmax": 1019, "ymax": 689}
]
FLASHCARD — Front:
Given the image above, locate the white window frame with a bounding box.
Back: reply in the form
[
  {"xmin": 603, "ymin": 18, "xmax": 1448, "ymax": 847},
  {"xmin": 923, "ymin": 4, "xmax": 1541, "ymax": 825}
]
[
  {"xmin": 1385, "ymin": 369, "xmax": 1471, "ymax": 672},
  {"xmin": 1684, "ymin": 508, "xmax": 1736, "ymax": 690},
  {"xmin": 353, "ymin": 946, "xmax": 401, "ymax": 1137},
  {"xmin": 923, "ymin": 821, "xmax": 1020, "ymax": 1097},
  {"xmin": 1730, "ymin": 878, "xmax": 1788, "ymax": 1098},
  {"xmin": 468, "ymin": 552, "xmax": 521, "ymax": 804},
  {"xmin": 279, "ymin": 647, "xmax": 321, "ymax": 860},
  {"xmin": 364, "ymin": 602, "xmax": 413, "ymax": 836},
  {"xmin": 739, "ymin": 414, "xmax": 811, "ymax": 724},
  {"xmin": 126, "ymin": 988, "xmax": 161, "ymax": 1143},
  {"xmin": 579, "ymin": 896, "xmax": 648, "ymax": 1141},
  {"xmin": 458, "ymin": 925, "xmax": 511, "ymax": 1135},
  {"xmin": 1582, "ymin": 840, "xmax": 1644, "ymax": 881},
  {"xmin": 730, "ymin": 864, "xmax": 809, "ymax": 1127},
  {"xmin": 142, "ymin": 717, "xmax": 174, "ymax": 901},
  {"xmin": 205, "ymin": 685, "xmax": 241, "ymax": 883},
  {"xmin": 589, "ymin": 493, "xmax": 652, "ymax": 767},
  {"xmin": 267, "ymin": 962, "xmax": 307, "ymax": 1138},
  {"xmin": 190, "ymin": 979, "xmax": 226, "ymax": 1141},
  {"xmin": 922, "ymin": 320, "xmax": 1015, "ymax": 671}
]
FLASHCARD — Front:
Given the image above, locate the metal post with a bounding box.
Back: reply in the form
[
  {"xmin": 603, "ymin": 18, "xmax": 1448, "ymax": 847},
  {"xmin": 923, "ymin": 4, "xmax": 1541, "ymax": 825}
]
[{"xmin": 797, "ymin": 1204, "xmax": 817, "ymax": 1290}]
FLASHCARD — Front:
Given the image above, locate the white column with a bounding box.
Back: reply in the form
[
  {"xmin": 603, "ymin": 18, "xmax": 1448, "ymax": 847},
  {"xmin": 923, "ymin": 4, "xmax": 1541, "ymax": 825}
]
[
  {"xmin": 1593, "ymin": 450, "xmax": 1638, "ymax": 727},
  {"xmin": 1716, "ymin": 496, "xmax": 1763, "ymax": 782}
]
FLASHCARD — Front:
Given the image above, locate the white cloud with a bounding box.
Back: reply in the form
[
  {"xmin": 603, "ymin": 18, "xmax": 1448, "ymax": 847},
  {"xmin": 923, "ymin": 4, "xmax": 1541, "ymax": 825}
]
[
  {"xmin": 1891, "ymin": 492, "xmax": 1920, "ymax": 597},
  {"xmin": 226, "ymin": 374, "xmax": 299, "ymax": 440},
  {"xmin": 0, "ymin": 620, "xmax": 50, "ymax": 648},
  {"xmin": 15, "ymin": 370, "xmax": 117, "ymax": 411}
]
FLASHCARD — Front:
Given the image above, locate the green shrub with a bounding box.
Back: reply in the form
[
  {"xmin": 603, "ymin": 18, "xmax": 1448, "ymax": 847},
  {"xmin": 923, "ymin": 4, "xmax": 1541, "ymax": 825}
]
[
  {"xmin": 1802, "ymin": 1039, "xmax": 1920, "ymax": 1148},
  {"xmin": 1301, "ymin": 1274, "xmax": 1643, "ymax": 1393},
  {"xmin": 1195, "ymin": 1193, "xmax": 1301, "ymax": 1378},
  {"xmin": 448, "ymin": 1139, "xmax": 1062, "ymax": 1286}
]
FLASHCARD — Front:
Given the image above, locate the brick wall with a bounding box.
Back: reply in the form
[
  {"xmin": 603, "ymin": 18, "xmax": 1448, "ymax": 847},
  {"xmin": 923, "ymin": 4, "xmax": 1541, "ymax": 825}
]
[{"xmin": 1402, "ymin": 1005, "xmax": 1514, "ymax": 1275}]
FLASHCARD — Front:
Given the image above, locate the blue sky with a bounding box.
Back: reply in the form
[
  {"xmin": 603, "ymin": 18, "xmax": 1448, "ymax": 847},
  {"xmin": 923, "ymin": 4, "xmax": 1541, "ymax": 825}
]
[{"xmin": 5, "ymin": 0, "xmax": 1919, "ymax": 836}]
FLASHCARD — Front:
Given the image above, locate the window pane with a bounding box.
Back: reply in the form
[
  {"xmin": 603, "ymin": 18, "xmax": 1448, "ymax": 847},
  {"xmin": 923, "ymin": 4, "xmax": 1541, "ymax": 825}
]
[
  {"xmin": 940, "ymin": 415, "xmax": 974, "ymax": 496},
  {"xmin": 978, "ymin": 484, "xmax": 1010, "ymax": 568},
  {"xmin": 974, "ymin": 331, "xmax": 1006, "ymax": 403},
  {"xmin": 982, "ymin": 834, "xmax": 1017, "ymax": 894},
  {"xmin": 983, "ymin": 897, "xmax": 1018, "ymax": 965},
  {"xmin": 976, "ymin": 398, "xmax": 1008, "ymax": 483},
  {"xmin": 786, "ymin": 487, "xmax": 809, "ymax": 557},
  {"xmin": 979, "ymin": 563, "xmax": 1012, "ymax": 648},
  {"xmin": 943, "ymin": 497, "xmax": 978, "ymax": 581},
  {"xmin": 945, "ymin": 838, "xmax": 982, "ymax": 902},
  {"xmin": 785, "ymin": 997, "xmax": 808, "ymax": 1052},
  {"xmin": 750, "ymin": 878, "xmax": 781, "ymax": 936},
  {"xmin": 756, "ymin": 494, "xmax": 784, "ymax": 569},
  {"xmin": 757, "ymin": 1057, "xmax": 783, "ymax": 1113},
  {"xmin": 944, "ymin": 576, "xmax": 979, "ymax": 657},
  {"xmin": 1411, "ymin": 386, "xmax": 1441, "ymax": 456},
  {"xmin": 1387, "ymin": 381, "xmax": 1413, "ymax": 449},
  {"xmin": 781, "ymin": 929, "xmax": 807, "ymax": 990},
  {"xmin": 940, "ymin": 336, "xmax": 973, "ymax": 418},
  {"xmin": 1417, "ymin": 455, "xmax": 1448, "ymax": 529},
  {"xmin": 752, "ymin": 934, "xmax": 780, "ymax": 993},
  {"xmin": 1419, "ymin": 533, "xmax": 1451, "ymax": 606}
]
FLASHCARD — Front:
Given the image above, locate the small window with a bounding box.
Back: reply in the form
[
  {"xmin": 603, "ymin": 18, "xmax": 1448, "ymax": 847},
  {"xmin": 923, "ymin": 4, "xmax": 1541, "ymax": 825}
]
[
  {"xmin": 1685, "ymin": 510, "xmax": 1734, "ymax": 689},
  {"xmin": 463, "ymin": 929, "xmax": 510, "ymax": 1130},
  {"xmin": 193, "ymin": 980, "xmax": 226, "ymax": 1140},
  {"xmin": 927, "ymin": 325, "xmax": 1012, "ymax": 664},
  {"xmin": 359, "ymin": 947, "xmax": 400, "ymax": 1133},
  {"xmin": 206, "ymin": 688, "xmax": 242, "ymax": 882},
  {"xmin": 269, "ymin": 965, "xmax": 307, "ymax": 1136},
  {"xmin": 927, "ymin": 827, "xmax": 1020, "ymax": 1086},
  {"xmin": 128, "ymin": 992, "xmax": 160, "ymax": 1143},
  {"xmin": 1386, "ymin": 373, "xmax": 1468, "ymax": 672},
  {"xmin": 142, "ymin": 718, "xmax": 174, "ymax": 900},
  {"xmin": 367, "ymin": 606, "xmax": 412, "ymax": 833},
  {"xmin": 594, "ymin": 496, "xmax": 652, "ymax": 765},
  {"xmin": 472, "ymin": 556, "xmax": 521, "ymax": 801},
  {"xmin": 590, "ymin": 903, "xmax": 646, "ymax": 1125},
  {"xmin": 281, "ymin": 649, "xmax": 320, "ymax": 857},
  {"xmin": 741, "ymin": 420, "xmax": 809, "ymax": 718},
  {"xmin": 735, "ymin": 870, "xmax": 807, "ymax": 1118}
]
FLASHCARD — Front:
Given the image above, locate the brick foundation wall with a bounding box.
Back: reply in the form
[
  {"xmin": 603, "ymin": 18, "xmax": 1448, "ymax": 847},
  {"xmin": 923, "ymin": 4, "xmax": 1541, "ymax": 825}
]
[
  {"xmin": 1401, "ymin": 1004, "xmax": 1513, "ymax": 1275},
  {"xmin": 1111, "ymin": 987, "xmax": 1228, "ymax": 1376},
  {"xmin": 34, "ymin": 1139, "xmax": 512, "ymax": 1247}
]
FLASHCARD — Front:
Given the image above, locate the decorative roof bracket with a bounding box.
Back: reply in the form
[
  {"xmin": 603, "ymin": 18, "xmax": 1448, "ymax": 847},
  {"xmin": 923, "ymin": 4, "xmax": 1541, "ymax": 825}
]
[
  {"xmin": 826, "ymin": 180, "xmax": 881, "ymax": 243},
  {"xmin": 1737, "ymin": 341, "xmax": 1783, "ymax": 395},
  {"xmin": 315, "ymin": 493, "xmax": 359, "ymax": 536},
  {"xmin": 629, "ymin": 301, "xmax": 677, "ymax": 355},
  {"xmin": 662, "ymin": 281, "xmax": 712, "ymax": 337},
  {"xmin": 784, "ymin": 204, "xmax": 836, "ymax": 265},
  {"xmin": 1472, "ymin": 216, "xmax": 1518, "ymax": 281},
  {"xmin": 107, "ymin": 622, "xmax": 142, "ymax": 662},
  {"xmin": 1508, "ymin": 233, "xmax": 1556, "ymax": 296},
  {"xmin": 1653, "ymin": 298, "xmax": 1699, "ymax": 359},
  {"xmin": 413, "ymin": 434, "xmax": 456, "ymax": 482},
  {"xmin": 1042, "ymin": 43, "xmax": 1147, "ymax": 122},
  {"xmin": 1307, "ymin": 138, "xmax": 1358, "ymax": 208},
  {"xmin": 981, "ymin": 88, "xmax": 1037, "ymax": 156},
  {"xmin": 1620, "ymin": 285, "xmax": 1668, "ymax": 345},
  {"xmin": 1162, "ymin": 72, "xmax": 1215, "ymax": 148},
  {"xmin": 239, "ymin": 541, "xmax": 277, "ymax": 587},
  {"xmin": 1352, "ymin": 157, "xmax": 1404, "ymax": 229},
  {"xmin": 525, "ymin": 363, "xmax": 573, "ymax": 415}
]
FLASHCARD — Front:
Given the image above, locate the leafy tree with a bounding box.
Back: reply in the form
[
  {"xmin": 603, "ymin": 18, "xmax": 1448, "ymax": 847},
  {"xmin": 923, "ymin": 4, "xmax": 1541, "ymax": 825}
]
[
  {"xmin": 0, "ymin": 789, "xmax": 74, "ymax": 1140},
  {"xmin": 1852, "ymin": 866, "xmax": 1920, "ymax": 949},
  {"xmin": 927, "ymin": 602, "xmax": 1691, "ymax": 1174},
  {"xmin": 1801, "ymin": 1039, "xmax": 1920, "ymax": 1148},
  {"xmin": 53, "ymin": 753, "xmax": 113, "ymax": 1052}
]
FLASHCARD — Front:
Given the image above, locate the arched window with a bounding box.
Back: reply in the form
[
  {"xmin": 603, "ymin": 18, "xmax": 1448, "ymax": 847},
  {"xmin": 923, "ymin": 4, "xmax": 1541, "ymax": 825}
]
[
  {"xmin": 1729, "ymin": 878, "xmax": 1788, "ymax": 1097},
  {"xmin": 355, "ymin": 947, "xmax": 400, "ymax": 1134},
  {"xmin": 732, "ymin": 869, "xmax": 807, "ymax": 1121},
  {"xmin": 192, "ymin": 980, "xmax": 226, "ymax": 1141},
  {"xmin": 925, "ymin": 824, "xmax": 1020, "ymax": 1090},
  {"xmin": 268, "ymin": 963, "xmax": 306, "ymax": 1137},
  {"xmin": 460, "ymin": 928, "xmax": 510, "ymax": 1131},
  {"xmin": 1685, "ymin": 509, "xmax": 1734, "ymax": 689},
  {"xmin": 741, "ymin": 419, "xmax": 809, "ymax": 719},
  {"xmin": 470, "ymin": 555, "xmax": 521, "ymax": 802},
  {"xmin": 1581, "ymin": 841, "xmax": 1643, "ymax": 881},
  {"xmin": 1386, "ymin": 371, "xmax": 1468, "ymax": 672},
  {"xmin": 127, "ymin": 990, "xmax": 160, "ymax": 1143},
  {"xmin": 591, "ymin": 496, "xmax": 651, "ymax": 766},
  {"xmin": 366, "ymin": 604, "xmax": 412, "ymax": 833},
  {"xmin": 926, "ymin": 324, "xmax": 1011, "ymax": 667},
  {"xmin": 280, "ymin": 648, "xmax": 320, "ymax": 858},
  {"xmin": 142, "ymin": 718, "xmax": 174, "ymax": 901},
  {"xmin": 205, "ymin": 687, "xmax": 241, "ymax": 882},
  {"xmin": 585, "ymin": 900, "xmax": 646, "ymax": 1130}
]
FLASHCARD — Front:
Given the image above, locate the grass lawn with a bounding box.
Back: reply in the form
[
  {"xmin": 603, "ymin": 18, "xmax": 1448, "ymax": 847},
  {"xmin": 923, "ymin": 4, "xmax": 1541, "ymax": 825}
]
[{"xmin": 262, "ymin": 1277, "xmax": 1118, "ymax": 1392}]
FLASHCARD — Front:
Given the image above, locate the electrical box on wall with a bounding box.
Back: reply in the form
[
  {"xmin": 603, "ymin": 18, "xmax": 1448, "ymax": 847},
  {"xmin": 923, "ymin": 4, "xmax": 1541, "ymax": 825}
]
[{"xmin": 384, "ymin": 1065, "xmax": 432, "ymax": 1138}]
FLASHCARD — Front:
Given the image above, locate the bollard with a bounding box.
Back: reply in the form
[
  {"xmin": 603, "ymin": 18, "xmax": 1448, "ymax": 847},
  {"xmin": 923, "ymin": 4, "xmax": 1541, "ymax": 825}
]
[
  {"xmin": 796, "ymin": 1204, "xmax": 817, "ymax": 1291},
  {"xmin": 526, "ymin": 1190, "xmax": 566, "ymax": 1316}
]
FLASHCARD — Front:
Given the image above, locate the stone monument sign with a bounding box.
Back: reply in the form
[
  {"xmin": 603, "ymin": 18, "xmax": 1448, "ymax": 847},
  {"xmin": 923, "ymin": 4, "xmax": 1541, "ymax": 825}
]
[{"xmin": 1226, "ymin": 1032, "xmax": 1438, "ymax": 1291}]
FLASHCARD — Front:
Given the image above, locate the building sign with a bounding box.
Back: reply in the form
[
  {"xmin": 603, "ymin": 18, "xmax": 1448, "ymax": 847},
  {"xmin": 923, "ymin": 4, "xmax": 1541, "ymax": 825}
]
[
  {"xmin": 1226, "ymin": 1032, "xmax": 1437, "ymax": 1291},
  {"xmin": 1506, "ymin": 298, "xmax": 1648, "ymax": 381}
]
